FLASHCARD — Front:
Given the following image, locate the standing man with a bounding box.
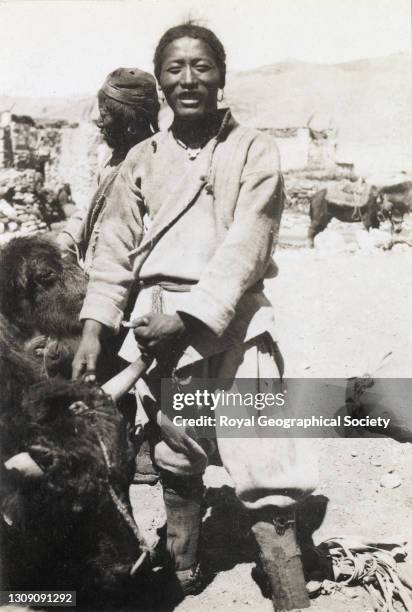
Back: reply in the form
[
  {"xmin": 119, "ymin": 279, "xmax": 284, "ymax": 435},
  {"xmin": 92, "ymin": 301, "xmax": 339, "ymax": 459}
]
[
  {"xmin": 73, "ymin": 25, "xmax": 318, "ymax": 611},
  {"xmin": 57, "ymin": 67, "xmax": 159, "ymax": 273}
]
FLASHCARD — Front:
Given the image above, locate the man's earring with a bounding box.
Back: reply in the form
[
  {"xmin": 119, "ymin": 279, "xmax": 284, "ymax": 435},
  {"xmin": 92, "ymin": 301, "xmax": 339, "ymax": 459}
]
[{"xmin": 217, "ymin": 89, "xmax": 224, "ymax": 103}]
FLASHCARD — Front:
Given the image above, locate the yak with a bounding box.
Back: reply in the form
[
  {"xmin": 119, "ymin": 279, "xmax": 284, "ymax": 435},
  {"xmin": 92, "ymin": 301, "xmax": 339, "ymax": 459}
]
[
  {"xmin": 0, "ymin": 316, "xmax": 156, "ymax": 607},
  {"xmin": 0, "ymin": 237, "xmax": 163, "ymax": 606},
  {"xmin": 0, "ymin": 234, "xmax": 129, "ymax": 382},
  {"xmin": 0, "ymin": 235, "xmax": 85, "ymax": 340},
  {"xmin": 0, "ymin": 235, "xmax": 86, "ymax": 379},
  {"xmin": 377, "ymin": 181, "xmax": 412, "ymax": 235},
  {"xmin": 307, "ymin": 186, "xmax": 382, "ymax": 247}
]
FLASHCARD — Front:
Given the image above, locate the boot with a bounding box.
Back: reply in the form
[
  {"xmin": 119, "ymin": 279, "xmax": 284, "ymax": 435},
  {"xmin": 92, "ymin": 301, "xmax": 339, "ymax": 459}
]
[
  {"xmin": 134, "ymin": 439, "xmax": 159, "ymax": 485},
  {"xmin": 251, "ymin": 507, "xmax": 310, "ymax": 611},
  {"xmin": 161, "ymin": 471, "xmax": 204, "ymax": 599}
]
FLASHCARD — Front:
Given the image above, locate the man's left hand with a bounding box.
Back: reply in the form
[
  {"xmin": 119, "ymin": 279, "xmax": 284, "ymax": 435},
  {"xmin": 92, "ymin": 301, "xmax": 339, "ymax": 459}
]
[{"xmin": 123, "ymin": 313, "xmax": 187, "ymax": 358}]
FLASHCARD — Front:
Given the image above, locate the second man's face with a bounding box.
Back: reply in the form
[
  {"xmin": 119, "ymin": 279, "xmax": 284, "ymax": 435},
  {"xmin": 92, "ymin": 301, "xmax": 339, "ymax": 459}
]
[{"xmin": 96, "ymin": 101, "xmax": 119, "ymax": 148}]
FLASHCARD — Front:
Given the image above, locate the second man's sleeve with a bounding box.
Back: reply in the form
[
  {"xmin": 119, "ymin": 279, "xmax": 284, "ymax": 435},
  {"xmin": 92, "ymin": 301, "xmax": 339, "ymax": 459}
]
[{"xmin": 79, "ymin": 155, "xmax": 145, "ymax": 331}]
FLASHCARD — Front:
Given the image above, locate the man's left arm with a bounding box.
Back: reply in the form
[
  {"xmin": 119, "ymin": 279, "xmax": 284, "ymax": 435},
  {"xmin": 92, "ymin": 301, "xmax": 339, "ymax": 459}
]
[{"xmin": 177, "ymin": 133, "xmax": 283, "ymax": 336}]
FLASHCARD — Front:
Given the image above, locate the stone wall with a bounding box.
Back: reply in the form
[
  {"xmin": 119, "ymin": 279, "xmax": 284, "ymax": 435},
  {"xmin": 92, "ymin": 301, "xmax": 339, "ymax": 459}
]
[
  {"xmin": 0, "ymin": 112, "xmax": 102, "ymax": 208},
  {"xmin": 0, "ymin": 114, "xmax": 63, "ymax": 176},
  {"xmin": 56, "ymin": 122, "xmax": 102, "ymax": 211}
]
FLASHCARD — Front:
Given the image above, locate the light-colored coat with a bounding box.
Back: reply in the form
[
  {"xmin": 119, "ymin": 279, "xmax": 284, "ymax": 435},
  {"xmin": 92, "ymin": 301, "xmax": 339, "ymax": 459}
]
[
  {"xmin": 59, "ymin": 159, "xmax": 121, "ymax": 273},
  {"xmin": 80, "ymin": 111, "xmax": 318, "ymax": 503},
  {"xmin": 80, "ymin": 111, "xmax": 284, "ymax": 365}
]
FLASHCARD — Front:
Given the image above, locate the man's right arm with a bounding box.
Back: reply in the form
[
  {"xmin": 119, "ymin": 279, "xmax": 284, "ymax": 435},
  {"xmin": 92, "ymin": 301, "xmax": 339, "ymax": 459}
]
[
  {"xmin": 56, "ymin": 206, "xmax": 86, "ymax": 254},
  {"xmin": 73, "ymin": 154, "xmax": 145, "ymax": 379},
  {"xmin": 72, "ymin": 319, "xmax": 105, "ymax": 381},
  {"xmin": 79, "ymin": 155, "xmax": 145, "ymax": 330}
]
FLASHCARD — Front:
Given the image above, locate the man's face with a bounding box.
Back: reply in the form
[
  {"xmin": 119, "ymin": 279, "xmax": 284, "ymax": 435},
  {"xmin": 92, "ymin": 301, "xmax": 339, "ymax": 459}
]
[
  {"xmin": 158, "ymin": 37, "xmax": 222, "ymax": 121},
  {"xmin": 96, "ymin": 100, "xmax": 119, "ymax": 148}
]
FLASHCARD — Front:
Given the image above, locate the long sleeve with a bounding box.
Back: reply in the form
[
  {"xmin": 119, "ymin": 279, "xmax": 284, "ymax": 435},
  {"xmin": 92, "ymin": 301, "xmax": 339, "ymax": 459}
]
[
  {"xmin": 58, "ymin": 154, "xmax": 113, "ymax": 250},
  {"xmin": 79, "ymin": 156, "xmax": 145, "ymax": 331},
  {"xmin": 58, "ymin": 205, "xmax": 87, "ymax": 246},
  {"xmin": 177, "ymin": 133, "xmax": 283, "ymax": 336}
]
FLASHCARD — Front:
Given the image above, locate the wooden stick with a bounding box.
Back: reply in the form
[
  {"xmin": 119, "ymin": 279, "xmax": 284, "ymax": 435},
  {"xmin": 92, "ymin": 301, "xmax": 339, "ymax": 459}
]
[
  {"xmin": 101, "ymin": 357, "xmax": 151, "ymax": 401},
  {"xmin": 102, "ymin": 357, "xmax": 207, "ymax": 463}
]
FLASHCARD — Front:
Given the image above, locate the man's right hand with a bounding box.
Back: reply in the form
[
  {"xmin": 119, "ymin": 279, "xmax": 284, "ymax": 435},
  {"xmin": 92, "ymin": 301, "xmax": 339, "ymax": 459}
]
[
  {"xmin": 72, "ymin": 320, "xmax": 104, "ymax": 381},
  {"xmin": 56, "ymin": 232, "xmax": 75, "ymax": 253}
]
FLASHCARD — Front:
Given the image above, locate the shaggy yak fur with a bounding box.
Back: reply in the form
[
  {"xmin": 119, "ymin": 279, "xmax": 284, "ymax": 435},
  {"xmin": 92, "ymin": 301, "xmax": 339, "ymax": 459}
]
[
  {"xmin": 0, "ymin": 318, "xmax": 147, "ymax": 606},
  {"xmin": 0, "ymin": 317, "xmax": 39, "ymax": 460},
  {"xmin": 0, "ymin": 235, "xmax": 86, "ymax": 340},
  {"xmin": 0, "ymin": 235, "xmax": 125, "ymax": 381}
]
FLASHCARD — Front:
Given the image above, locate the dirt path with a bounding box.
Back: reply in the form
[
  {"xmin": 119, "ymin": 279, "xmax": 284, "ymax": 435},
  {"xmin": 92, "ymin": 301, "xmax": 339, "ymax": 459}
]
[{"xmin": 131, "ymin": 215, "xmax": 412, "ymax": 611}]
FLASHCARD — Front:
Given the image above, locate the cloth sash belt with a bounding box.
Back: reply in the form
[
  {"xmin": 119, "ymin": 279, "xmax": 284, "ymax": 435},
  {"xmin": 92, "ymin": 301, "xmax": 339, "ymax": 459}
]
[{"xmin": 138, "ymin": 277, "xmax": 264, "ymax": 294}]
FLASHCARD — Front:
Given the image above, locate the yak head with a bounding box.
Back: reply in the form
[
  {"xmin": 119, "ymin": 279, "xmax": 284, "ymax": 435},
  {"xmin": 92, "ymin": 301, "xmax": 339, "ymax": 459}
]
[
  {"xmin": 1, "ymin": 378, "xmax": 142, "ymax": 601},
  {"xmin": 0, "ymin": 235, "xmax": 86, "ymax": 340},
  {"xmin": 377, "ymin": 194, "xmax": 407, "ymax": 234}
]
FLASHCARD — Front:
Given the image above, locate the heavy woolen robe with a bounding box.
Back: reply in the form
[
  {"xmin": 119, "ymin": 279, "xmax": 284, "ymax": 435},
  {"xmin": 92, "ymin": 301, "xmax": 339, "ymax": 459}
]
[{"xmin": 80, "ymin": 110, "xmax": 318, "ymax": 508}]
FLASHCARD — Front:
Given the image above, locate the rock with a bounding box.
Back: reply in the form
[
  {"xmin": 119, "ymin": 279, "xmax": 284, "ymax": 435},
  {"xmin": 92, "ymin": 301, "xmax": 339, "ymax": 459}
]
[
  {"xmin": 392, "ymin": 242, "xmax": 411, "ymax": 252},
  {"xmin": 356, "ymin": 228, "xmax": 392, "ymax": 251},
  {"xmin": 380, "ymin": 472, "xmax": 402, "ymax": 489},
  {"xmin": 306, "ymin": 580, "xmax": 322, "ymax": 595},
  {"xmin": 0, "ymin": 199, "xmax": 17, "ymax": 218},
  {"xmin": 370, "ymin": 459, "xmax": 382, "ymax": 467},
  {"xmin": 7, "ymin": 221, "xmax": 19, "ymax": 232},
  {"xmin": 351, "ymin": 450, "xmax": 358, "ymax": 457}
]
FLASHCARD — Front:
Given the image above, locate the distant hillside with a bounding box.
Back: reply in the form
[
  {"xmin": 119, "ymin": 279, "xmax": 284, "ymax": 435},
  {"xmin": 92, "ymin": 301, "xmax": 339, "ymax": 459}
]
[
  {"xmin": 225, "ymin": 52, "xmax": 412, "ymax": 176},
  {"xmin": 0, "ymin": 95, "xmax": 96, "ymax": 123},
  {"xmin": 226, "ymin": 53, "xmax": 411, "ymax": 128},
  {"xmin": 1, "ymin": 53, "xmax": 411, "ymax": 176}
]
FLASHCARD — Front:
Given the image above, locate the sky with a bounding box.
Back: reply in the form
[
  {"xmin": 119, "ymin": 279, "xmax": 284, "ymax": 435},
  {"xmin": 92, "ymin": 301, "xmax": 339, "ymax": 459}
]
[{"xmin": 0, "ymin": 0, "xmax": 410, "ymax": 97}]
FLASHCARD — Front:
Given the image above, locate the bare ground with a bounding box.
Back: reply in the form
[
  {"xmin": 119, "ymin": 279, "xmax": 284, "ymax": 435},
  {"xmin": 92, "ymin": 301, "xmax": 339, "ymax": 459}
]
[{"xmin": 2, "ymin": 211, "xmax": 411, "ymax": 612}]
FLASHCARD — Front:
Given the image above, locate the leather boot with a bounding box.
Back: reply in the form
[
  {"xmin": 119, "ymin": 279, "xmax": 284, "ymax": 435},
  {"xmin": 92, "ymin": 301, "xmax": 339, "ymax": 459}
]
[
  {"xmin": 161, "ymin": 471, "xmax": 204, "ymax": 598},
  {"xmin": 134, "ymin": 439, "xmax": 159, "ymax": 485},
  {"xmin": 251, "ymin": 507, "xmax": 310, "ymax": 611}
]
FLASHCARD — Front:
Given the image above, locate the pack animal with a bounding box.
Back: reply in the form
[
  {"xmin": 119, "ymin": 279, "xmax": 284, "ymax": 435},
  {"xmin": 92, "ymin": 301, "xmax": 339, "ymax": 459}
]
[
  {"xmin": 307, "ymin": 186, "xmax": 381, "ymax": 247},
  {"xmin": 377, "ymin": 181, "xmax": 412, "ymax": 235},
  {"xmin": 0, "ymin": 318, "xmax": 149, "ymax": 606},
  {"xmin": 0, "ymin": 235, "xmax": 121, "ymax": 380}
]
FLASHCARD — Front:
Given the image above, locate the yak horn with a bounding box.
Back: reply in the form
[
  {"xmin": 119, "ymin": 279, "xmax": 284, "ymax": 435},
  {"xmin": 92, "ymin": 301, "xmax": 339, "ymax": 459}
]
[
  {"xmin": 4, "ymin": 452, "xmax": 44, "ymax": 478},
  {"xmin": 101, "ymin": 356, "xmax": 152, "ymax": 402}
]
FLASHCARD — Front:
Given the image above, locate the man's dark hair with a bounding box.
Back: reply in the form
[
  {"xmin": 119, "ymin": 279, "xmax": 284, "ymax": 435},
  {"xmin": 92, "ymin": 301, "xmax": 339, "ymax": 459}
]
[{"xmin": 154, "ymin": 23, "xmax": 226, "ymax": 88}]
